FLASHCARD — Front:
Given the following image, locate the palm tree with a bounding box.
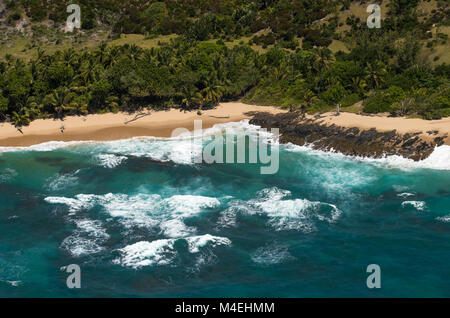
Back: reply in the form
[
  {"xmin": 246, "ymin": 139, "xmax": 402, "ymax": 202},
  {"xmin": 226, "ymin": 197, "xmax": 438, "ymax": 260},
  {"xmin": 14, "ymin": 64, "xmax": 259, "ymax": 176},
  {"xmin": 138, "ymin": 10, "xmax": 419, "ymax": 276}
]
[
  {"xmin": 13, "ymin": 59, "xmax": 25, "ymax": 71},
  {"xmin": 364, "ymin": 61, "xmax": 387, "ymax": 89},
  {"xmin": 103, "ymin": 46, "xmax": 119, "ymax": 68},
  {"xmin": 36, "ymin": 47, "xmax": 46, "ymax": 63},
  {"xmin": 11, "ymin": 111, "xmax": 30, "ymax": 128},
  {"xmin": 77, "ymin": 59, "xmax": 100, "ymax": 86},
  {"xmin": 140, "ymin": 49, "xmax": 155, "ymax": 64},
  {"xmin": 202, "ymin": 85, "xmax": 224, "ymax": 105},
  {"xmin": 43, "ymin": 87, "xmax": 74, "ymax": 119},
  {"xmin": 351, "ymin": 76, "xmax": 368, "ymax": 95},
  {"xmin": 181, "ymin": 86, "xmax": 203, "ymax": 109},
  {"xmin": 94, "ymin": 42, "xmax": 108, "ymax": 65},
  {"xmin": 5, "ymin": 54, "xmax": 14, "ymax": 67},
  {"xmin": 62, "ymin": 48, "xmax": 77, "ymax": 67},
  {"xmin": 272, "ymin": 64, "xmax": 290, "ymax": 81},
  {"xmin": 313, "ymin": 47, "xmax": 333, "ymax": 71},
  {"xmin": 200, "ymin": 75, "xmax": 225, "ymax": 108},
  {"xmin": 66, "ymin": 99, "xmax": 88, "ymax": 115},
  {"xmin": 127, "ymin": 44, "xmax": 142, "ymax": 62},
  {"xmin": 303, "ymin": 89, "xmax": 318, "ymax": 108}
]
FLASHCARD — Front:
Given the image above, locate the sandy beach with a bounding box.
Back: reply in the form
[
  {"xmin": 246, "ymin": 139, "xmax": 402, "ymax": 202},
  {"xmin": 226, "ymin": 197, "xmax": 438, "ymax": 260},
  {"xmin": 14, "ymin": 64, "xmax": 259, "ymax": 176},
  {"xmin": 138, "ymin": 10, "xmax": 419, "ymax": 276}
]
[
  {"xmin": 315, "ymin": 112, "xmax": 450, "ymax": 145},
  {"xmin": 0, "ymin": 102, "xmax": 284, "ymax": 147},
  {"xmin": 0, "ymin": 102, "xmax": 449, "ymax": 147}
]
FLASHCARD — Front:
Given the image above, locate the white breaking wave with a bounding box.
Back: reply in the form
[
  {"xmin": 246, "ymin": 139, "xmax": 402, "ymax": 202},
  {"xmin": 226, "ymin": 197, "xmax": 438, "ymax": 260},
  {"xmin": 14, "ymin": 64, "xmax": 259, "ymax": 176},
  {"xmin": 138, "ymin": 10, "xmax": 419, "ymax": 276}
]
[
  {"xmin": 160, "ymin": 195, "xmax": 220, "ymax": 218},
  {"xmin": 4, "ymin": 280, "xmax": 22, "ymax": 287},
  {"xmin": 185, "ymin": 234, "xmax": 231, "ymax": 253},
  {"xmin": 46, "ymin": 172, "xmax": 79, "ymax": 191},
  {"xmin": 402, "ymin": 201, "xmax": 426, "ymax": 211},
  {"xmin": 96, "ymin": 154, "xmax": 127, "ymax": 168},
  {"xmin": 61, "ymin": 236, "xmax": 104, "ymax": 257},
  {"xmin": 285, "ymin": 143, "xmax": 450, "ymax": 171},
  {"xmin": 0, "ymin": 120, "xmax": 271, "ymax": 166},
  {"xmin": 0, "ymin": 140, "xmax": 92, "ymax": 153},
  {"xmin": 114, "ymin": 239, "xmax": 177, "ymax": 268},
  {"xmin": 160, "ymin": 219, "xmax": 196, "ymax": 238},
  {"xmin": 45, "ymin": 193, "xmax": 221, "ymax": 238},
  {"xmin": 217, "ymin": 187, "xmax": 342, "ymax": 232},
  {"xmin": 97, "ymin": 193, "xmax": 161, "ymax": 229},
  {"xmin": 253, "ymin": 188, "xmax": 342, "ymax": 231},
  {"xmin": 217, "ymin": 208, "xmax": 238, "ymax": 228},
  {"xmin": 75, "ymin": 219, "xmax": 110, "ymax": 240},
  {"xmin": 397, "ymin": 192, "xmax": 415, "ymax": 198},
  {"xmin": 86, "ymin": 137, "xmax": 203, "ymax": 165},
  {"xmin": 436, "ymin": 215, "xmax": 450, "ymax": 223},
  {"xmin": 361, "ymin": 146, "xmax": 450, "ymax": 170},
  {"xmin": 259, "ymin": 187, "xmax": 341, "ymax": 231},
  {"xmin": 45, "ymin": 195, "xmax": 97, "ymax": 214},
  {"xmin": 61, "ymin": 219, "xmax": 110, "ymax": 257},
  {"xmin": 82, "ymin": 120, "xmax": 269, "ymax": 165},
  {"xmin": 114, "ymin": 234, "xmax": 231, "ymax": 269}
]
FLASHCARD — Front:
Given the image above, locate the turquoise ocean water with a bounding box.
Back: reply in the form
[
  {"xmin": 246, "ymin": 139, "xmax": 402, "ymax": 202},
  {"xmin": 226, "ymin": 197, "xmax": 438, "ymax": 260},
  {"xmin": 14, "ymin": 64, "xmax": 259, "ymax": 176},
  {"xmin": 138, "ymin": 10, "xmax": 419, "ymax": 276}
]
[{"xmin": 0, "ymin": 120, "xmax": 450, "ymax": 297}]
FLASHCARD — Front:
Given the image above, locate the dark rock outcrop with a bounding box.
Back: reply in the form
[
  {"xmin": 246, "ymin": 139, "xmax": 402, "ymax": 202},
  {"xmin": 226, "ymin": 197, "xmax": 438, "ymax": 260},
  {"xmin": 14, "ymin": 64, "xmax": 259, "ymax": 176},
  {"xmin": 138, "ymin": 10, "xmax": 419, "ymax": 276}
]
[{"xmin": 248, "ymin": 111, "xmax": 443, "ymax": 161}]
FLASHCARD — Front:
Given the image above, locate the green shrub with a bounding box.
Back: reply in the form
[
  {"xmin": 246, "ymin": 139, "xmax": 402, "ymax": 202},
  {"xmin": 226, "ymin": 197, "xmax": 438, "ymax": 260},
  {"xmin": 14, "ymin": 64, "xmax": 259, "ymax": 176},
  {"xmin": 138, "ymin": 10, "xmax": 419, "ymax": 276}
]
[
  {"xmin": 363, "ymin": 86, "xmax": 405, "ymax": 113},
  {"xmin": 8, "ymin": 12, "xmax": 21, "ymax": 24},
  {"xmin": 341, "ymin": 93, "xmax": 360, "ymax": 107},
  {"xmin": 321, "ymin": 83, "xmax": 346, "ymax": 105}
]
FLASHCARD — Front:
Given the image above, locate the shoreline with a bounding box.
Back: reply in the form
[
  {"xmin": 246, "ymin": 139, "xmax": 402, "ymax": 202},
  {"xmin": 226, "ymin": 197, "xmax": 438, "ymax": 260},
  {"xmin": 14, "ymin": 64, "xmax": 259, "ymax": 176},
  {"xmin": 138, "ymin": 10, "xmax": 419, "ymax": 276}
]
[
  {"xmin": 0, "ymin": 102, "xmax": 284, "ymax": 147},
  {"xmin": 249, "ymin": 111, "xmax": 450, "ymax": 161},
  {"xmin": 0, "ymin": 102, "xmax": 449, "ymax": 158}
]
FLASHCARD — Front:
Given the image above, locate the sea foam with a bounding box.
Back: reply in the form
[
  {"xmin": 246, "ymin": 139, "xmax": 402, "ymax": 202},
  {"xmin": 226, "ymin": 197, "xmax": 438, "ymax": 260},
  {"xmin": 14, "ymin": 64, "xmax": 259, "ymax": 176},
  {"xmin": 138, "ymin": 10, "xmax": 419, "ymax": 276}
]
[
  {"xmin": 436, "ymin": 215, "xmax": 450, "ymax": 223},
  {"xmin": 113, "ymin": 239, "xmax": 177, "ymax": 268},
  {"xmin": 285, "ymin": 143, "xmax": 450, "ymax": 171},
  {"xmin": 217, "ymin": 187, "xmax": 342, "ymax": 232},
  {"xmin": 45, "ymin": 193, "xmax": 221, "ymax": 237},
  {"xmin": 96, "ymin": 154, "xmax": 127, "ymax": 168},
  {"xmin": 114, "ymin": 234, "xmax": 231, "ymax": 269},
  {"xmin": 401, "ymin": 201, "xmax": 426, "ymax": 211},
  {"xmin": 251, "ymin": 243, "xmax": 294, "ymax": 265},
  {"xmin": 46, "ymin": 171, "xmax": 79, "ymax": 191},
  {"xmin": 61, "ymin": 219, "xmax": 110, "ymax": 257},
  {"xmin": 0, "ymin": 140, "xmax": 92, "ymax": 153}
]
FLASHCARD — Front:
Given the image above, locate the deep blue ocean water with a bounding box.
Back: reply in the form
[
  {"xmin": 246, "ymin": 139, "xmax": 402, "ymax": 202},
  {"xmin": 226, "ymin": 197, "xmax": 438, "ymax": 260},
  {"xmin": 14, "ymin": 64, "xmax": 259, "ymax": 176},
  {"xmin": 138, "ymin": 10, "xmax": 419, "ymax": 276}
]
[{"xmin": 0, "ymin": 121, "xmax": 450, "ymax": 297}]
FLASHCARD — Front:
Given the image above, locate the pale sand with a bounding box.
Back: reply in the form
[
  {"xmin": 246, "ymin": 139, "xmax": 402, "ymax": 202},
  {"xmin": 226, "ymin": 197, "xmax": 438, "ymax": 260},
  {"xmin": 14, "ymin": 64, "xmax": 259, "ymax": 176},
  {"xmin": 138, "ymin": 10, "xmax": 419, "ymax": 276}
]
[
  {"xmin": 0, "ymin": 102, "xmax": 284, "ymax": 147},
  {"xmin": 0, "ymin": 102, "xmax": 449, "ymax": 147},
  {"xmin": 314, "ymin": 112, "xmax": 450, "ymax": 145}
]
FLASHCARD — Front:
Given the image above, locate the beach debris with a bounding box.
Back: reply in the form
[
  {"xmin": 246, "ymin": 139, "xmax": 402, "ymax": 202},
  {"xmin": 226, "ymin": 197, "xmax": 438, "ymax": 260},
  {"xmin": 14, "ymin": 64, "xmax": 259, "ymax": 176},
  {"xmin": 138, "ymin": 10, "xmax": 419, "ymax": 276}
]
[
  {"xmin": 124, "ymin": 111, "xmax": 151, "ymax": 124},
  {"xmin": 209, "ymin": 115, "xmax": 230, "ymax": 119}
]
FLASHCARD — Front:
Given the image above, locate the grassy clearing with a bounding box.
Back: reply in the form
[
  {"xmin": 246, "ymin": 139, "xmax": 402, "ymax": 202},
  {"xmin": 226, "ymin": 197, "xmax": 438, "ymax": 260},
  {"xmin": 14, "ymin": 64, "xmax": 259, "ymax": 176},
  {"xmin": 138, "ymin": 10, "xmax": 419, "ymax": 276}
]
[
  {"xmin": 107, "ymin": 34, "xmax": 177, "ymax": 49},
  {"xmin": 317, "ymin": 1, "xmax": 391, "ymax": 35},
  {"xmin": 0, "ymin": 33, "xmax": 180, "ymax": 60},
  {"xmin": 328, "ymin": 39, "xmax": 349, "ymax": 53},
  {"xmin": 417, "ymin": 0, "xmax": 439, "ymax": 17},
  {"xmin": 423, "ymin": 26, "xmax": 450, "ymax": 65}
]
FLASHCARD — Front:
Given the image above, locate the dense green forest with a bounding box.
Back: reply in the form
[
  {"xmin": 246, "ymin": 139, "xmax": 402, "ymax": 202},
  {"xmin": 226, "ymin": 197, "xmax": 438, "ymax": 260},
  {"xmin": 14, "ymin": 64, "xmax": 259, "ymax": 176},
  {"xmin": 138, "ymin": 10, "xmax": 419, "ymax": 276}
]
[{"xmin": 0, "ymin": 0, "xmax": 449, "ymax": 127}]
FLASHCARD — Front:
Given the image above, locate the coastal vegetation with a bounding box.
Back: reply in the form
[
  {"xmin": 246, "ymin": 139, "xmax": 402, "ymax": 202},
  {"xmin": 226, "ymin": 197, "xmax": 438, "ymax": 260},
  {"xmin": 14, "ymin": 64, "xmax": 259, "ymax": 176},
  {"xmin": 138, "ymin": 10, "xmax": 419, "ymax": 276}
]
[{"xmin": 0, "ymin": 0, "xmax": 449, "ymax": 127}]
